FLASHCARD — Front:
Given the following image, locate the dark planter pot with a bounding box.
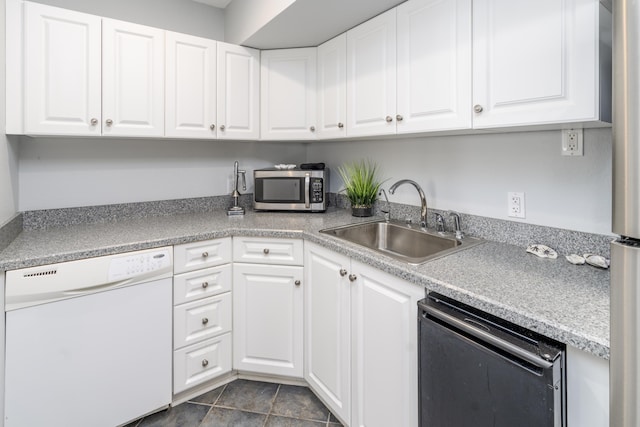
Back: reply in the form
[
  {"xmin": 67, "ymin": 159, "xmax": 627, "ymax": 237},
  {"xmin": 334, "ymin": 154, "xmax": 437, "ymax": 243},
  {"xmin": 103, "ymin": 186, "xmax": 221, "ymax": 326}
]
[{"xmin": 351, "ymin": 206, "xmax": 374, "ymax": 217}]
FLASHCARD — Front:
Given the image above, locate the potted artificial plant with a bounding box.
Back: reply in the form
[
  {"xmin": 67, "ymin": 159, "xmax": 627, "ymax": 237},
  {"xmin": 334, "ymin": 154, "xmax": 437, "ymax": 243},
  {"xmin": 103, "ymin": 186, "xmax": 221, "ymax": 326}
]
[{"xmin": 337, "ymin": 160, "xmax": 385, "ymax": 217}]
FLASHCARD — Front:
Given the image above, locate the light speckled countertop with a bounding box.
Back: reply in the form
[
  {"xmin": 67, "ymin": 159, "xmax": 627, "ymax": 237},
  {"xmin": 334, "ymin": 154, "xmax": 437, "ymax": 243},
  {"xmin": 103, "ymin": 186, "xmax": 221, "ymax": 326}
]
[{"xmin": 0, "ymin": 208, "xmax": 610, "ymax": 359}]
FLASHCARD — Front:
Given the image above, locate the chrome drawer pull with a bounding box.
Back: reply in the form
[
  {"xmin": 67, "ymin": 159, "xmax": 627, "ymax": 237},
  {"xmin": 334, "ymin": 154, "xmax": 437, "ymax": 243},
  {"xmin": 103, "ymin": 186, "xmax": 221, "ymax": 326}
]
[
  {"xmin": 202, "ymin": 317, "xmax": 209, "ymax": 325},
  {"xmin": 202, "ymin": 282, "xmax": 209, "ymax": 289},
  {"xmin": 263, "ymin": 248, "xmax": 270, "ymax": 255},
  {"xmin": 202, "ymin": 251, "xmax": 209, "ymax": 258},
  {"xmin": 339, "ymin": 269, "xmax": 348, "ymax": 277},
  {"xmin": 202, "ymin": 359, "xmax": 209, "ymax": 367}
]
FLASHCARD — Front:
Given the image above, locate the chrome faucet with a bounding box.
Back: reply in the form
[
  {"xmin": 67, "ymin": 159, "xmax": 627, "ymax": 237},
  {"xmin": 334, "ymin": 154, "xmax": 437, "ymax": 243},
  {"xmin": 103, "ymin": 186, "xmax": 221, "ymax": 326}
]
[
  {"xmin": 378, "ymin": 189, "xmax": 391, "ymax": 222},
  {"xmin": 389, "ymin": 179, "xmax": 428, "ymax": 228}
]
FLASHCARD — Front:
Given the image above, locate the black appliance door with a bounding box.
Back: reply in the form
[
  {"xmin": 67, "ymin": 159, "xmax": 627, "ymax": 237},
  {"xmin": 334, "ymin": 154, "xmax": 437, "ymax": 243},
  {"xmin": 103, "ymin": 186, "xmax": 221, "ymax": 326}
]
[{"xmin": 419, "ymin": 297, "xmax": 564, "ymax": 427}]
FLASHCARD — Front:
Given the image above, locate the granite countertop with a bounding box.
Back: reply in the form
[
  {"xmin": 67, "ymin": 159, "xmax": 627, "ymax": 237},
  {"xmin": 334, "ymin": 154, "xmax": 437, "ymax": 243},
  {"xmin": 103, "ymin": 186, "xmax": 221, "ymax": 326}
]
[{"xmin": 0, "ymin": 208, "xmax": 610, "ymax": 359}]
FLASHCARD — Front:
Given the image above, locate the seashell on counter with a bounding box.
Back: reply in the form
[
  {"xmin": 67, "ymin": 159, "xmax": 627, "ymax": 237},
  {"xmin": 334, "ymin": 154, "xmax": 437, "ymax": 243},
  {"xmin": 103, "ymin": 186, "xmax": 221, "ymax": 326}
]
[
  {"xmin": 584, "ymin": 254, "xmax": 610, "ymax": 269},
  {"xmin": 526, "ymin": 244, "xmax": 558, "ymax": 259},
  {"xmin": 566, "ymin": 254, "xmax": 586, "ymax": 265}
]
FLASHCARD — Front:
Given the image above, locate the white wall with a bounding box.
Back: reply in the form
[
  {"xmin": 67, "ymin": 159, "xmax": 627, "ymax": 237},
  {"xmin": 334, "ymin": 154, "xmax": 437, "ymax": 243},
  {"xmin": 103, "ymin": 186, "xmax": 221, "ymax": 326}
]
[
  {"xmin": 224, "ymin": 0, "xmax": 294, "ymax": 45},
  {"xmin": 18, "ymin": 138, "xmax": 306, "ymax": 210},
  {"xmin": 27, "ymin": 0, "xmax": 225, "ymax": 40},
  {"xmin": 307, "ymin": 129, "xmax": 612, "ymax": 235},
  {"xmin": 1, "ymin": 0, "xmax": 18, "ymax": 225}
]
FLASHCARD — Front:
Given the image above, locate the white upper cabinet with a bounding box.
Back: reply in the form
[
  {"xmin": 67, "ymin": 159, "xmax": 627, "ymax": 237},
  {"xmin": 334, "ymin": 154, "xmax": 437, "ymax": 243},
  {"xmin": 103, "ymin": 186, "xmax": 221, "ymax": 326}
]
[
  {"xmin": 346, "ymin": 8, "xmax": 397, "ymax": 138},
  {"xmin": 165, "ymin": 32, "xmax": 217, "ymax": 139},
  {"xmin": 317, "ymin": 34, "xmax": 347, "ymax": 139},
  {"xmin": 396, "ymin": 0, "xmax": 472, "ymax": 133},
  {"xmin": 23, "ymin": 3, "xmax": 102, "ymax": 136},
  {"xmin": 102, "ymin": 19, "xmax": 165, "ymax": 137},
  {"xmin": 472, "ymin": 0, "xmax": 611, "ymax": 128},
  {"xmin": 261, "ymin": 48, "xmax": 317, "ymax": 140},
  {"xmin": 217, "ymin": 42, "xmax": 261, "ymax": 140}
]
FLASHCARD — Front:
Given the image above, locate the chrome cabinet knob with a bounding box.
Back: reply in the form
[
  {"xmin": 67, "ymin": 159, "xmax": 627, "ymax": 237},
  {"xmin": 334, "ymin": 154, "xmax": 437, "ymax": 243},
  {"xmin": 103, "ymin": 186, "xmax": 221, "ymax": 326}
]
[
  {"xmin": 396, "ymin": 114, "xmax": 403, "ymax": 122},
  {"xmin": 310, "ymin": 126, "xmax": 316, "ymax": 132},
  {"xmin": 202, "ymin": 359, "xmax": 209, "ymax": 367},
  {"xmin": 474, "ymin": 104, "xmax": 483, "ymax": 113},
  {"xmin": 202, "ymin": 251, "xmax": 209, "ymax": 258},
  {"xmin": 338, "ymin": 122, "xmax": 344, "ymax": 129},
  {"xmin": 90, "ymin": 118, "xmax": 98, "ymax": 126},
  {"xmin": 295, "ymin": 280, "xmax": 301, "ymax": 286},
  {"xmin": 339, "ymin": 269, "xmax": 348, "ymax": 277},
  {"xmin": 202, "ymin": 281, "xmax": 209, "ymax": 289},
  {"xmin": 105, "ymin": 119, "xmax": 113, "ymax": 126},
  {"xmin": 220, "ymin": 125, "xmax": 225, "ymax": 131},
  {"xmin": 385, "ymin": 116, "xmax": 393, "ymax": 123},
  {"xmin": 263, "ymin": 248, "xmax": 270, "ymax": 255},
  {"xmin": 210, "ymin": 124, "xmax": 215, "ymax": 130},
  {"xmin": 348, "ymin": 274, "xmax": 357, "ymax": 282},
  {"xmin": 202, "ymin": 317, "xmax": 209, "ymax": 325}
]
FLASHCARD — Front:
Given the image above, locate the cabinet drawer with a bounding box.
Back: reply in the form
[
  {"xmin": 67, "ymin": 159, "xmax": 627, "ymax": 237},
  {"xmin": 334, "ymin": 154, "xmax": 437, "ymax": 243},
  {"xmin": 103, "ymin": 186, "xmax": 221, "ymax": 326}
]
[
  {"xmin": 174, "ymin": 238, "xmax": 232, "ymax": 274},
  {"xmin": 174, "ymin": 293, "xmax": 232, "ymax": 349},
  {"xmin": 173, "ymin": 333, "xmax": 232, "ymax": 394},
  {"xmin": 233, "ymin": 237, "xmax": 303, "ymax": 266},
  {"xmin": 174, "ymin": 265, "xmax": 231, "ymax": 305}
]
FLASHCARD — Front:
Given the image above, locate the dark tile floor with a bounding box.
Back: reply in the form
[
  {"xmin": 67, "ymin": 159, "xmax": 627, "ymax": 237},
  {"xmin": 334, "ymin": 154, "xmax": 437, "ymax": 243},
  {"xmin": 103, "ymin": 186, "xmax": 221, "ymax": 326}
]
[{"xmin": 126, "ymin": 379, "xmax": 344, "ymax": 427}]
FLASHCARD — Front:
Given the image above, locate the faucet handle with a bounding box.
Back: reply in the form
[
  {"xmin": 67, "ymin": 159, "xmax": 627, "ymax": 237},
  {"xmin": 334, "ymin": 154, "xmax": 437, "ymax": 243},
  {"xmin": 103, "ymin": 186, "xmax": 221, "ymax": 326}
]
[
  {"xmin": 239, "ymin": 169, "xmax": 247, "ymax": 191},
  {"xmin": 447, "ymin": 211, "xmax": 464, "ymax": 240},
  {"xmin": 434, "ymin": 213, "xmax": 445, "ymax": 233}
]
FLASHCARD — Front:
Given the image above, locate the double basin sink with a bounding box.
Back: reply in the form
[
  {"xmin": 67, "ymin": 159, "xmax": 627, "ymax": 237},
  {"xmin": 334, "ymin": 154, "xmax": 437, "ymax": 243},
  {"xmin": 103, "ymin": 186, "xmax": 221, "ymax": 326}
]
[{"xmin": 320, "ymin": 219, "xmax": 484, "ymax": 265}]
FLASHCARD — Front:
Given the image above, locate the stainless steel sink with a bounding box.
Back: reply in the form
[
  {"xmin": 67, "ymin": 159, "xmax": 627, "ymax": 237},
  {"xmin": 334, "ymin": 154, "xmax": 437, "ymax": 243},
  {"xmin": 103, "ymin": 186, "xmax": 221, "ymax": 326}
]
[{"xmin": 320, "ymin": 220, "xmax": 484, "ymax": 264}]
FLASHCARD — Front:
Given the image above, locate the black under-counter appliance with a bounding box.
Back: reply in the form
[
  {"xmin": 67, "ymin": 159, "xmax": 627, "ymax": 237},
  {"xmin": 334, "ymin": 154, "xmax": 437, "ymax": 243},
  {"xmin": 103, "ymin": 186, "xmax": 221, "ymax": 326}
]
[{"xmin": 418, "ymin": 293, "xmax": 566, "ymax": 427}]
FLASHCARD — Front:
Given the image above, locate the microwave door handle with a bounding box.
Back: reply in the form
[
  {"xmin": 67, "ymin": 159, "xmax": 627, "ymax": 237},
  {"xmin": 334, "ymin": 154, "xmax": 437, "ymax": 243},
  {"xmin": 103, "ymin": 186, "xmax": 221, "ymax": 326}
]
[{"xmin": 305, "ymin": 174, "xmax": 310, "ymax": 208}]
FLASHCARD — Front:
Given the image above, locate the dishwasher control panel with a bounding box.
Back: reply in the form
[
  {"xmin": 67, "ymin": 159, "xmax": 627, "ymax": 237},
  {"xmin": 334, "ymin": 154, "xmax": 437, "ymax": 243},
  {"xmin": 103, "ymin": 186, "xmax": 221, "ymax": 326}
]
[
  {"xmin": 108, "ymin": 248, "xmax": 172, "ymax": 281},
  {"xmin": 6, "ymin": 246, "xmax": 173, "ymax": 311}
]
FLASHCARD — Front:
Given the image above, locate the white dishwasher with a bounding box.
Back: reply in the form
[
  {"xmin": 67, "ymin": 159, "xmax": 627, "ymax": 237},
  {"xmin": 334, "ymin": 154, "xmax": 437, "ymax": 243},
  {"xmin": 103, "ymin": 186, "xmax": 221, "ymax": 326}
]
[{"xmin": 4, "ymin": 247, "xmax": 173, "ymax": 427}]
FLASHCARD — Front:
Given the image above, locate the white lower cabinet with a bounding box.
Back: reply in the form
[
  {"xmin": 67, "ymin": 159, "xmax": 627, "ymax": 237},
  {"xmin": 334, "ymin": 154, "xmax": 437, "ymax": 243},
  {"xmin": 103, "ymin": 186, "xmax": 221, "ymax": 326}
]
[
  {"xmin": 304, "ymin": 242, "xmax": 423, "ymax": 427},
  {"xmin": 173, "ymin": 238, "xmax": 233, "ymax": 396},
  {"xmin": 233, "ymin": 237, "xmax": 304, "ymax": 378},
  {"xmin": 566, "ymin": 345, "xmax": 610, "ymax": 427}
]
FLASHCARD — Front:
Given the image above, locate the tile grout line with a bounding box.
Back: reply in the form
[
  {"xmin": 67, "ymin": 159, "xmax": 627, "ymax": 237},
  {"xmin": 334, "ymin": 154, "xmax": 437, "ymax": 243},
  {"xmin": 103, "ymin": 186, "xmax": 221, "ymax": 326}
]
[
  {"xmin": 196, "ymin": 382, "xmax": 228, "ymax": 427},
  {"xmin": 262, "ymin": 383, "xmax": 281, "ymax": 427}
]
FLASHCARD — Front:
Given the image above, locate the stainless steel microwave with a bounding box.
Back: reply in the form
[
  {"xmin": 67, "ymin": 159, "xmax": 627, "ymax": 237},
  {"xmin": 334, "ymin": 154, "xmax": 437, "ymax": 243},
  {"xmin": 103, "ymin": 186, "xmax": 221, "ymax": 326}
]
[{"xmin": 253, "ymin": 168, "xmax": 329, "ymax": 212}]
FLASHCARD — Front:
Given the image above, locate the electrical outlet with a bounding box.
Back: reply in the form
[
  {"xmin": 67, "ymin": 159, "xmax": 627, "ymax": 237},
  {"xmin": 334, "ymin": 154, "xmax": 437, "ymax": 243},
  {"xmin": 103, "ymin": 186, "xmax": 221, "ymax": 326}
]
[
  {"xmin": 561, "ymin": 129, "xmax": 584, "ymax": 156},
  {"xmin": 508, "ymin": 192, "xmax": 526, "ymax": 218}
]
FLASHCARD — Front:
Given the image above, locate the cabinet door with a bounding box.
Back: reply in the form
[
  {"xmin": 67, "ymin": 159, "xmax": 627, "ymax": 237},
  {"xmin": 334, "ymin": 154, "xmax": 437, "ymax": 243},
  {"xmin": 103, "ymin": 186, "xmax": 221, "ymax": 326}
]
[
  {"xmin": 317, "ymin": 34, "xmax": 347, "ymax": 139},
  {"xmin": 165, "ymin": 31, "xmax": 217, "ymax": 139},
  {"xmin": 472, "ymin": 0, "xmax": 601, "ymax": 128},
  {"xmin": 217, "ymin": 42, "xmax": 260, "ymax": 140},
  {"xmin": 102, "ymin": 19, "xmax": 165, "ymax": 136},
  {"xmin": 260, "ymin": 48, "xmax": 317, "ymax": 140},
  {"xmin": 304, "ymin": 243, "xmax": 351, "ymax": 425},
  {"xmin": 351, "ymin": 261, "xmax": 423, "ymax": 427},
  {"xmin": 396, "ymin": 0, "xmax": 472, "ymax": 133},
  {"xmin": 23, "ymin": 2, "xmax": 102, "ymax": 136},
  {"xmin": 346, "ymin": 9, "xmax": 397, "ymax": 137},
  {"xmin": 233, "ymin": 263, "xmax": 304, "ymax": 377}
]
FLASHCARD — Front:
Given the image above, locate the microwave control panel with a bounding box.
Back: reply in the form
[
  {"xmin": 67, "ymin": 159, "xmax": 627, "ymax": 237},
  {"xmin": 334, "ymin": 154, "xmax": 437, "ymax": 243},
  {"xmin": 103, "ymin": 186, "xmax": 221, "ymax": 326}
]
[{"xmin": 311, "ymin": 178, "xmax": 324, "ymax": 203}]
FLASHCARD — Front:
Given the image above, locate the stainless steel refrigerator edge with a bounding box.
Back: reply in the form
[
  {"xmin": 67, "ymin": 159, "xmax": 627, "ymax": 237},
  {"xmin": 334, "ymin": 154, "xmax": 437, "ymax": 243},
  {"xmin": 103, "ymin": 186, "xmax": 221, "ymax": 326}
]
[{"xmin": 611, "ymin": 0, "xmax": 640, "ymax": 425}]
